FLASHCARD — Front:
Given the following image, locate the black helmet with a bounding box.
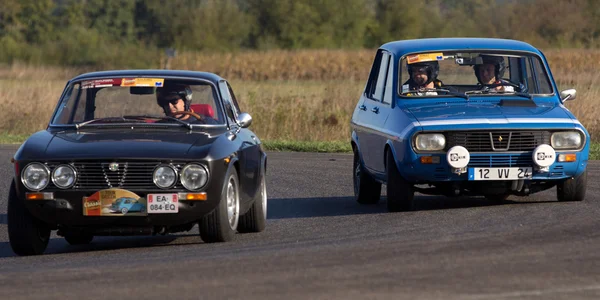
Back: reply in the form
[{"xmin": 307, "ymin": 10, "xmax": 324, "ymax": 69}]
[
  {"xmin": 474, "ymin": 55, "xmax": 506, "ymax": 84},
  {"xmin": 407, "ymin": 60, "xmax": 439, "ymax": 86},
  {"xmin": 156, "ymin": 84, "xmax": 193, "ymax": 114}
]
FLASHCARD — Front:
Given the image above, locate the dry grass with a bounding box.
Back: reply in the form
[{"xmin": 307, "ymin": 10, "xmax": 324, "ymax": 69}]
[{"xmin": 1, "ymin": 48, "xmax": 599, "ymax": 142}]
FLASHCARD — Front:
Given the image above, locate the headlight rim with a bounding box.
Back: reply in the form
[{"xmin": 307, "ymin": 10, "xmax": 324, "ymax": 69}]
[
  {"xmin": 180, "ymin": 163, "xmax": 209, "ymax": 191},
  {"xmin": 152, "ymin": 164, "xmax": 179, "ymax": 189},
  {"xmin": 21, "ymin": 162, "xmax": 51, "ymax": 191},
  {"xmin": 51, "ymin": 164, "xmax": 77, "ymax": 189},
  {"xmin": 414, "ymin": 133, "xmax": 446, "ymax": 152},
  {"xmin": 551, "ymin": 130, "xmax": 585, "ymax": 150}
]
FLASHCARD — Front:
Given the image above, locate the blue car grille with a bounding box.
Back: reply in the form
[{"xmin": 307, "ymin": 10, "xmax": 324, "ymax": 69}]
[
  {"xmin": 446, "ymin": 130, "xmax": 551, "ymax": 152},
  {"xmin": 45, "ymin": 161, "xmax": 190, "ymax": 191},
  {"xmin": 468, "ymin": 154, "xmax": 533, "ymax": 168}
]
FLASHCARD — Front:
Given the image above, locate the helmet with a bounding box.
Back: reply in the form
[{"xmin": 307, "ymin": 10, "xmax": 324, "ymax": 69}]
[
  {"xmin": 156, "ymin": 84, "xmax": 193, "ymax": 114},
  {"xmin": 474, "ymin": 55, "xmax": 506, "ymax": 84},
  {"xmin": 407, "ymin": 60, "xmax": 439, "ymax": 86}
]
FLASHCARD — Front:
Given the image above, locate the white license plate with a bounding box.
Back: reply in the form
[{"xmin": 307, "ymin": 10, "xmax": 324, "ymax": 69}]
[
  {"xmin": 468, "ymin": 167, "xmax": 533, "ymax": 181},
  {"xmin": 147, "ymin": 194, "xmax": 179, "ymax": 214}
]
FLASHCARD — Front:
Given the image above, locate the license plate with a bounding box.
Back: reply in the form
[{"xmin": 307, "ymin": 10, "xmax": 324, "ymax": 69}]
[
  {"xmin": 468, "ymin": 167, "xmax": 533, "ymax": 181},
  {"xmin": 147, "ymin": 194, "xmax": 179, "ymax": 214}
]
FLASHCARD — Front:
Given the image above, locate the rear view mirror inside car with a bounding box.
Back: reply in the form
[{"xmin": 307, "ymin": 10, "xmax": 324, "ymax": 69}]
[{"xmin": 130, "ymin": 87, "xmax": 155, "ymax": 95}]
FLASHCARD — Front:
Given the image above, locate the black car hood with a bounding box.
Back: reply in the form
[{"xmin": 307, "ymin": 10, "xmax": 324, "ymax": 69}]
[{"xmin": 40, "ymin": 128, "xmax": 223, "ymax": 160}]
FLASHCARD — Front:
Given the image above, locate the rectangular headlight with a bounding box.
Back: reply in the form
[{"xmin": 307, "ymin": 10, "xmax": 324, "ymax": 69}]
[
  {"xmin": 551, "ymin": 131, "xmax": 583, "ymax": 150},
  {"xmin": 415, "ymin": 133, "xmax": 446, "ymax": 151}
]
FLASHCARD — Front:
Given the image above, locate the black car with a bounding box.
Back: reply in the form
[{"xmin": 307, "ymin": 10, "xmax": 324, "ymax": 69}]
[{"xmin": 8, "ymin": 70, "xmax": 267, "ymax": 255}]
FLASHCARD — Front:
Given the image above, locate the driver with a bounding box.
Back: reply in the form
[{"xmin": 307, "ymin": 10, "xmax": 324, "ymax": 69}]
[
  {"xmin": 156, "ymin": 84, "xmax": 199, "ymax": 121},
  {"xmin": 474, "ymin": 55, "xmax": 514, "ymax": 92},
  {"xmin": 403, "ymin": 60, "xmax": 453, "ymax": 96}
]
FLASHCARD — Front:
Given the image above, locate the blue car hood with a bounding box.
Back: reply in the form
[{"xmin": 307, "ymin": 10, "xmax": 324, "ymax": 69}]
[{"xmin": 405, "ymin": 101, "xmax": 574, "ymax": 126}]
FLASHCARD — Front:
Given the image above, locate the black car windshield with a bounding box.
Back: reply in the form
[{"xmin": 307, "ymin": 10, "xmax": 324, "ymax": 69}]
[
  {"xmin": 51, "ymin": 78, "xmax": 225, "ymax": 126},
  {"xmin": 398, "ymin": 51, "xmax": 554, "ymax": 98}
]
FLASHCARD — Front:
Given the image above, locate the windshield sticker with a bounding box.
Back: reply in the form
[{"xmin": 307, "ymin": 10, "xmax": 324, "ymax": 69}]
[
  {"xmin": 402, "ymin": 84, "xmax": 409, "ymax": 93},
  {"xmin": 121, "ymin": 78, "xmax": 164, "ymax": 87},
  {"xmin": 407, "ymin": 52, "xmax": 444, "ymax": 64},
  {"xmin": 81, "ymin": 78, "xmax": 123, "ymax": 89}
]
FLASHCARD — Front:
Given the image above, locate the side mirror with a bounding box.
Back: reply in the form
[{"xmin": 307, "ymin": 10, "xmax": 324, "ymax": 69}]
[
  {"xmin": 560, "ymin": 89, "xmax": 576, "ymax": 102},
  {"xmin": 238, "ymin": 112, "xmax": 252, "ymax": 128}
]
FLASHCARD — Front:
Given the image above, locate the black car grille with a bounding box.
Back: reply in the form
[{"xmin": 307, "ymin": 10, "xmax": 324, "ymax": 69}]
[
  {"xmin": 46, "ymin": 160, "xmax": 190, "ymax": 191},
  {"xmin": 446, "ymin": 131, "xmax": 551, "ymax": 152}
]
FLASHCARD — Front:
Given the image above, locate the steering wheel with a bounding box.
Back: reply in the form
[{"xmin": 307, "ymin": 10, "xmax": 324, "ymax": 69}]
[{"xmin": 170, "ymin": 111, "xmax": 203, "ymax": 120}]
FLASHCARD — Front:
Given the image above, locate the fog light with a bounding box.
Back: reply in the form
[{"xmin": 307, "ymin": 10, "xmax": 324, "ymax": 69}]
[
  {"xmin": 558, "ymin": 153, "xmax": 576, "ymax": 162},
  {"xmin": 420, "ymin": 156, "xmax": 440, "ymax": 164}
]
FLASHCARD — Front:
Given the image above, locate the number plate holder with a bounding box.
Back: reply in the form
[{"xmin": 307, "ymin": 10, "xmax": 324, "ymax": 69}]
[
  {"xmin": 147, "ymin": 194, "xmax": 179, "ymax": 214},
  {"xmin": 468, "ymin": 167, "xmax": 533, "ymax": 181}
]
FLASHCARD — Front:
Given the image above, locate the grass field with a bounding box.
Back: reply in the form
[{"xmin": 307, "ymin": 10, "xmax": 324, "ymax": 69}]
[{"xmin": 1, "ymin": 48, "xmax": 599, "ymax": 149}]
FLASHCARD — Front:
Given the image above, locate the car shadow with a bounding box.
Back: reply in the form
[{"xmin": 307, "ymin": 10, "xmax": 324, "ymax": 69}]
[
  {"xmin": 0, "ymin": 233, "xmax": 202, "ymax": 258},
  {"xmin": 0, "ymin": 214, "xmax": 6, "ymax": 224},
  {"xmin": 267, "ymin": 195, "xmax": 557, "ymax": 219}
]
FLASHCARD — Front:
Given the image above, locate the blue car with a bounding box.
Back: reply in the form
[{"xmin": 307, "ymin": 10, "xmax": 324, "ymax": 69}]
[
  {"xmin": 351, "ymin": 38, "xmax": 589, "ymax": 212},
  {"xmin": 110, "ymin": 197, "xmax": 146, "ymax": 214}
]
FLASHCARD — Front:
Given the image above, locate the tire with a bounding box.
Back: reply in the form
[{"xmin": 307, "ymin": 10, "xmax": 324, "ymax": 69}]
[
  {"xmin": 353, "ymin": 149, "xmax": 382, "ymax": 204},
  {"xmin": 386, "ymin": 151, "xmax": 414, "ymax": 212},
  {"xmin": 7, "ymin": 180, "xmax": 51, "ymax": 256},
  {"xmin": 238, "ymin": 169, "xmax": 267, "ymax": 233},
  {"xmin": 121, "ymin": 207, "xmax": 128, "ymax": 214},
  {"xmin": 199, "ymin": 166, "xmax": 240, "ymax": 242},
  {"xmin": 557, "ymin": 169, "xmax": 587, "ymax": 202},
  {"xmin": 64, "ymin": 233, "xmax": 94, "ymax": 245}
]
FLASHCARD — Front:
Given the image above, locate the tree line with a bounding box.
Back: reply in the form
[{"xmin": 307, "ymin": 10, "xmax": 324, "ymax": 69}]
[{"xmin": 1, "ymin": 0, "xmax": 598, "ymax": 68}]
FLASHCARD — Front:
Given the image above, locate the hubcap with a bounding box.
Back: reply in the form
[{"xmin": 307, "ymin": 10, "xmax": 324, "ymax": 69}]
[
  {"xmin": 261, "ymin": 177, "xmax": 267, "ymax": 219},
  {"xmin": 226, "ymin": 177, "xmax": 239, "ymax": 230}
]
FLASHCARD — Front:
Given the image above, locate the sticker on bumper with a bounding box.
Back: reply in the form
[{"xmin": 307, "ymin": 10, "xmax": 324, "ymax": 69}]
[{"xmin": 83, "ymin": 189, "xmax": 147, "ymax": 216}]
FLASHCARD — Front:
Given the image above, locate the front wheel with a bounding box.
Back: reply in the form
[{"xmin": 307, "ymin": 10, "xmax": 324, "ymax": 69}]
[
  {"xmin": 238, "ymin": 169, "xmax": 267, "ymax": 233},
  {"xmin": 7, "ymin": 181, "xmax": 51, "ymax": 256},
  {"xmin": 353, "ymin": 149, "xmax": 381, "ymax": 204},
  {"xmin": 386, "ymin": 151, "xmax": 414, "ymax": 212},
  {"xmin": 199, "ymin": 166, "xmax": 240, "ymax": 242},
  {"xmin": 557, "ymin": 170, "xmax": 587, "ymax": 202}
]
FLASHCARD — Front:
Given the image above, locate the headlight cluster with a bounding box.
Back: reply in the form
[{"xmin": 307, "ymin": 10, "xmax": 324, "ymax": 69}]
[
  {"xmin": 21, "ymin": 163, "xmax": 77, "ymax": 191},
  {"xmin": 551, "ymin": 131, "xmax": 583, "ymax": 150},
  {"xmin": 414, "ymin": 133, "xmax": 446, "ymax": 151},
  {"xmin": 153, "ymin": 163, "xmax": 208, "ymax": 190}
]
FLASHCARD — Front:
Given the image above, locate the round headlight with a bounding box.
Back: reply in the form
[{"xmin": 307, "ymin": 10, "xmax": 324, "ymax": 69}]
[
  {"xmin": 21, "ymin": 163, "xmax": 50, "ymax": 191},
  {"xmin": 153, "ymin": 165, "xmax": 177, "ymax": 189},
  {"xmin": 415, "ymin": 133, "xmax": 446, "ymax": 151},
  {"xmin": 180, "ymin": 164, "xmax": 208, "ymax": 190},
  {"xmin": 52, "ymin": 164, "xmax": 77, "ymax": 189},
  {"xmin": 551, "ymin": 131, "xmax": 583, "ymax": 150}
]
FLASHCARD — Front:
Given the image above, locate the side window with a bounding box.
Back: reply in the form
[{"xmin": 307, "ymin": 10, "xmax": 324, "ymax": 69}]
[
  {"xmin": 227, "ymin": 82, "xmax": 242, "ymax": 115},
  {"xmin": 53, "ymin": 83, "xmax": 86, "ymax": 124},
  {"xmin": 373, "ymin": 52, "xmax": 390, "ymax": 101},
  {"xmin": 365, "ymin": 51, "xmax": 383, "ymax": 99},
  {"xmin": 382, "ymin": 55, "xmax": 395, "ymax": 104},
  {"xmin": 532, "ymin": 58, "xmax": 553, "ymax": 94},
  {"xmin": 218, "ymin": 81, "xmax": 237, "ymax": 122}
]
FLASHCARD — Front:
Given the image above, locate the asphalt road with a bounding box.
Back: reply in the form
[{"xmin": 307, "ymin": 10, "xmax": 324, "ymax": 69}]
[{"xmin": 0, "ymin": 145, "xmax": 599, "ymax": 299}]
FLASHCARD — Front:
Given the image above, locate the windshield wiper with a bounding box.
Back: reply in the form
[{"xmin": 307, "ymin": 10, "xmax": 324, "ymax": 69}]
[
  {"xmin": 123, "ymin": 115, "xmax": 193, "ymax": 130},
  {"xmin": 465, "ymin": 89, "xmax": 533, "ymax": 101},
  {"xmin": 75, "ymin": 117, "xmax": 147, "ymax": 129},
  {"xmin": 401, "ymin": 88, "xmax": 469, "ymax": 100}
]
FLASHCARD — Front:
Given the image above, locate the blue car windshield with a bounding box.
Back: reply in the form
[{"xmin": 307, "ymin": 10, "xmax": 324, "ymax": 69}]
[{"xmin": 398, "ymin": 51, "xmax": 554, "ymax": 97}]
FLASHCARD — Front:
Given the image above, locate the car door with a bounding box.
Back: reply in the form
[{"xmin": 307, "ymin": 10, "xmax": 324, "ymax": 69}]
[
  {"xmin": 218, "ymin": 80, "xmax": 260, "ymax": 204},
  {"xmin": 356, "ymin": 50, "xmax": 393, "ymax": 174}
]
